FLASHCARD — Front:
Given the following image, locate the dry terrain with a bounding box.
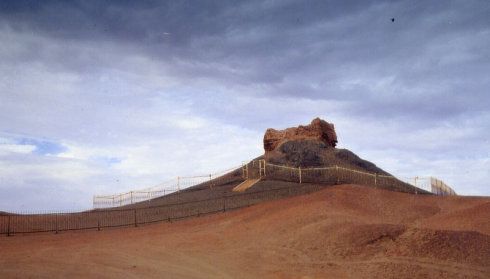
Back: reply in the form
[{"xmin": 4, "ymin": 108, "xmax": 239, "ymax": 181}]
[{"xmin": 1, "ymin": 184, "xmax": 489, "ymax": 278}]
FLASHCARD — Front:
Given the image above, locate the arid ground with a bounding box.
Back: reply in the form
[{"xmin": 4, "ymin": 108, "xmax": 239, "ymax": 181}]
[{"xmin": 1, "ymin": 184, "xmax": 489, "ymax": 278}]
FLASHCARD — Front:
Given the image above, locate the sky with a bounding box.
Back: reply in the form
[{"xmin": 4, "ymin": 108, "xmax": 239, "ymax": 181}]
[{"xmin": 0, "ymin": 0, "xmax": 489, "ymax": 211}]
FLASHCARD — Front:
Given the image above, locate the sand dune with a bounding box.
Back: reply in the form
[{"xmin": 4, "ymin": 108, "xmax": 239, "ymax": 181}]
[{"xmin": 1, "ymin": 184, "xmax": 488, "ymax": 278}]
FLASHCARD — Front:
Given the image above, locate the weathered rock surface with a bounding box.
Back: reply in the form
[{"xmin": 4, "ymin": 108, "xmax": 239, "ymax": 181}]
[
  {"xmin": 263, "ymin": 117, "xmax": 337, "ymax": 153},
  {"xmin": 263, "ymin": 118, "xmax": 389, "ymax": 174}
]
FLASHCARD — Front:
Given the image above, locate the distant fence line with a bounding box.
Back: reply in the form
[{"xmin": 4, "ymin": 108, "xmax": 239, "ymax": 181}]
[
  {"xmin": 93, "ymin": 160, "xmax": 457, "ymax": 209},
  {"xmin": 245, "ymin": 161, "xmax": 456, "ymax": 196},
  {"xmin": 402, "ymin": 176, "xmax": 457, "ymax": 196},
  {"xmin": 93, "ymin": 166, "xmax": 241, "ymax": 209}
]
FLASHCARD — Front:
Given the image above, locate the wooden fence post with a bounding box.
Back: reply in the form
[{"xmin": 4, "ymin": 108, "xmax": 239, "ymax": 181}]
[
  {"xmin": 223, "ymin": 193, "xmax": 226, "ymax": 212},
  {"xmin": 299, "ymin": 167, "xmax": 302, "ymax": 184},
  {"xmin": 243, "ymin": 163, "xmax": 248, "ymax": 179},
  {"xmin": 7, "ymin": 215, "xmax": 11, "ymax": 237},
  {"xmin": 134, "ymin": 209, "xmax": 138, "ymax": 227},
  {"xmin": 55, "ymin": 213, "xmax": 59, "ymax": 234},
  {"xmin": 133, "ymin": 209, "xmax": 138, "ymax": 227},
  {"xmin": 374, "ymin": 173, "xmax": 377, "ymax": 187},
  {"xmin": 258, "ymin": 159, "xmax": 266, "ymax": 178},
  {"xmin": 335, "ymin": 165, "xmax": 339, "ymax": 184}
]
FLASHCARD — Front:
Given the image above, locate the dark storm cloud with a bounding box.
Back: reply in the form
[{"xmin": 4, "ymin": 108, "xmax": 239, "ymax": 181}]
[
  {"xmin": 2, "ymin": 0, "xmax": 488, "ymax": 122},
  {"xmin": 0, "ymin": 0, "xmax": 488, "ymax": 132},
  {"xmin": 0, "ymin": 1, "xmax": 373, "ymax": 44}
]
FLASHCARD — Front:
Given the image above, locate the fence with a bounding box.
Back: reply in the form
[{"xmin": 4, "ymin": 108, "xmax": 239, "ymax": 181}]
[
  {"xmin": 262, "ymin": 162, "xmax": 432, "ymax": 194},
  {"xmin": 1, "ymin": 159, "xmax": 457, "ymax": 236},
  {"xmin": 261, "ymin": 162, "xmax": 456, "ymax": 195},
  {"xmin": 402, "ymin": 176, "xmax": 457, "ymax": 196},
  {"xmin": 0, "ymin": 183, "xmax": 324, "ymax": 236},
  {"xmin": 95, "ymin": 160, "xmax": 457, "ymax": 209},
  {"xmin": 93, "ymin": 166, "xmax": 241, "ymax": 208}
]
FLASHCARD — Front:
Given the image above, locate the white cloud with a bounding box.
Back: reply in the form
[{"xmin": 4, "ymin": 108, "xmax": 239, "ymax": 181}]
[{"xmin": 0, "ymin": 143, "xmax": 36, "ymax": 155}]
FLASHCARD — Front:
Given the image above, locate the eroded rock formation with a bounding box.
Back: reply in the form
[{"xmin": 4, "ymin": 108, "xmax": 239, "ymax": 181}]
[
  {"xmin": 263, "ymin": 117, "xmax": 337, "ymax": 153},
  {"xmin": 262, "ymin": 117, "xmax": 387, "ymax": 173}
]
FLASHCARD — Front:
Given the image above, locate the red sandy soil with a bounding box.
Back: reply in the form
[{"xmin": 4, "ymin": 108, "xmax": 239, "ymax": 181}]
[{"xmin": 0, "ymin": 184, "xmax": 489, "ymax": 279}]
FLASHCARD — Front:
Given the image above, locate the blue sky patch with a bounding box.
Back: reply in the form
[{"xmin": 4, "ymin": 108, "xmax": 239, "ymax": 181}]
[
  {"xmin": 17, "ymin": 138, "xmax": 67, "ymax": 155},
  {"xmin": 92, "ymin": 156, "xmax": 122, "ymax": 166}
]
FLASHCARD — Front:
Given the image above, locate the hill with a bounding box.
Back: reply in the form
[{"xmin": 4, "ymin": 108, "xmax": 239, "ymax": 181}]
[
  {"xmin": 264, "ymin": 118, "xmax": 390, "ymax": 174},
  {"xmin": 0, "ymin": 184, "xmax": 488, "ymax": 278},
  {"xmin": 116, "ymin": 118, "xmax": 425, "ymax": 210},
  {"xmin": 88, "ymin": 117, "xmax": 433, "ymax": 212}
]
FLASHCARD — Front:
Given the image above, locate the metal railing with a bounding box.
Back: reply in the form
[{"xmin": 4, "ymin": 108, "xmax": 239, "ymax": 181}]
[
  {"xmin": 1, "ymin": 183, "xmax": 323, "ymax": 236},
  {"xmin": 402, "ymin": 176, "xmax": 457, "ymax": 196},
  {"xmin": 1, "ymin": 159, "xmax": 456, "ymax": 236},
  {"xmin": 93, "ymin": 166, "xmax": 241, "ymax": 208},
  {"xmin": 262, "ymin": 162, "xmax": 424, "ymax": 194},
  {"xmin": 95, "ymin": 160, "xmax": 457, "ymax": 209}
]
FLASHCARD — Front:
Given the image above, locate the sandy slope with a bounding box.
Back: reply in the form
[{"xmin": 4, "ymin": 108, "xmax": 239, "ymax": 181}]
[{"xmin": 0, "ymin": 184, "xmax": 489, "ymax": 279}]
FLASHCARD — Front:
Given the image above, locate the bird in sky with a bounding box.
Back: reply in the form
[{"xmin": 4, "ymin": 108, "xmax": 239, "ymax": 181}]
[{"xmin": 391, "ymin": 18, "xmax": 395, "ymax": 22}]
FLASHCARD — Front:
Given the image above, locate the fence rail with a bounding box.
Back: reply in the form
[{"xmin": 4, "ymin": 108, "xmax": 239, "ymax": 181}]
[
  {"xmin": 1, "ymin": 183, "xmax": 323, "ymax": 236},
  {"xmin": 93, "ymin": 166, "xmax": 241, "ymax": 208},
  {"xmin": 401, "ymin": 176, "xmax": 457, "ymax": 196},
  {"xmin": 1, "ymin": 159, "xmax": 457, "ymax": 236},
  {"xmin": 94, "ymin": 160, "xmax": 457, "ymax": 209},
  {"xmin": 261, "ymin": 162, "xmax": 454, "ymax": 195}
]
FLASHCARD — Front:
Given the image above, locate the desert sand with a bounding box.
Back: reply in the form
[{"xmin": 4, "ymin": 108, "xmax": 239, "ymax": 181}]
[{"xmin": 1, "ymin": 184, "xmax": 489, "ymax": 279}]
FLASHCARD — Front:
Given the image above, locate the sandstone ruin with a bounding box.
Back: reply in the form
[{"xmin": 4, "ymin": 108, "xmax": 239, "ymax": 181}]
[
  {"xmin": 263, "ymin": 117, "xmax": 337, "ymax": 153},
  {"xmin": 262, "ymin": 117, "xmax": 388, "ymax": 173}
]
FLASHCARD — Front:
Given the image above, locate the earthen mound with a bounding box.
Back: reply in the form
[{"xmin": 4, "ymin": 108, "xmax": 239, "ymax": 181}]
[{"xmin": 263, "ymin": 118, "xmax": 389, "ymax": 174}]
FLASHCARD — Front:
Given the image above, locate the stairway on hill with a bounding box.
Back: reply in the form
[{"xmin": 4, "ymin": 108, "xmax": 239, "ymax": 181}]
[{"xmin": 233, "ymin": 178, "xmax": 262, "ymax": 192}]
